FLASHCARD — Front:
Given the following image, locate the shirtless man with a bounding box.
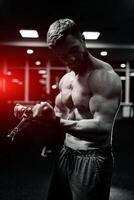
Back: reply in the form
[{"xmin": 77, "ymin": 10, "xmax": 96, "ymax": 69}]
[{"xmin": 14, "ymin": 19, "xmax": 122, "ymax": 200}]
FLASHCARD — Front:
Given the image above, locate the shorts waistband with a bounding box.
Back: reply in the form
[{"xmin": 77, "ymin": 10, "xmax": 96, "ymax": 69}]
[{"xmin": 62, "ymin": 145, "xmax": 112, "ymax": 156}]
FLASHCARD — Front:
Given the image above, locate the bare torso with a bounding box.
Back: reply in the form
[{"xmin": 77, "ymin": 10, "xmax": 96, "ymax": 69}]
[{"xmin": 57, "ymin": 56, "xmax": 120, "ymax": 150}]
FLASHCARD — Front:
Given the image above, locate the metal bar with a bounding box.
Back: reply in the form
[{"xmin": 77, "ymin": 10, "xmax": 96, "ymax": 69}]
[
  {"xmin": 24, "ymin": 60, "xmax": 29, "ymax": 102},
  {"xmin": 2, "ymin": 41, "xmax": 134, "ymax": 50},
  {"xmin": 46, "ymin": 61, "xmax": 51, "ymax": 94},
  {"xmin": 125, "ymin": 62, "xmax": 130, "ymax": 104},
  {"xmin": 2, "ymin": 60, "xmax": 7, "ymax": 93}
]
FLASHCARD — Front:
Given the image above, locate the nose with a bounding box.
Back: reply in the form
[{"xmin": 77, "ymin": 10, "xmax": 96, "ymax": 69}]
[{"xmin": 58, "ymin": 54, "xmax": 76, "ymax": 66}]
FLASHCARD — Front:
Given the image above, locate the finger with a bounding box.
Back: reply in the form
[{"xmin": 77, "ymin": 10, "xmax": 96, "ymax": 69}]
[
  {"xmin": 32, "ymin": 104, "xmax": 41, "ymax": 118},
  {"xmin": 23, "ymin": 107, "xmax": 33, "ymax": 118},
  {"xmin": 43, "ymin": 102, "xmax": 53, "ymax": 110},
  {"xmin": 43, "ymin": 105, "xmax": 51, "ymax": 111},
  {"xmin": 40, "ymin": 101, "xmax": 48, "ymax": 107},
  {"xmin": 40, "ymin": 101, "xmax": 46, "ymax": 105},
  {"xmin": 40, "ymin": 101, "xmax": 52, "ymax": 107}
]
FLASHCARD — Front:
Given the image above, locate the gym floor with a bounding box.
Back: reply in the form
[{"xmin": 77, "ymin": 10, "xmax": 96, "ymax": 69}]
[
  {"xmin": 110, "ymin": 118, "xmax": 134, "ymax": 200},
  {"xmin": 0, "ymin": 118, "xmax": 133, "ymax": 200}
]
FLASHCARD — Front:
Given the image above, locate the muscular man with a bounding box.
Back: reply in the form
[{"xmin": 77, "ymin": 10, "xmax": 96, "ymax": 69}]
[
  {"xmin": 46, "ymin": 18, "xmax": 122, "ymax": 200},
  {"xmin": 14, "ymin": 19, "xmax": 122, "ymax": 200}
]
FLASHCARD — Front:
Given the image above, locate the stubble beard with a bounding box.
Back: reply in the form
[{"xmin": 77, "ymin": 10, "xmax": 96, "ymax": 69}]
[{"xmin": 69, "ymin": 50, "xmax": 90, "ymax": 74}]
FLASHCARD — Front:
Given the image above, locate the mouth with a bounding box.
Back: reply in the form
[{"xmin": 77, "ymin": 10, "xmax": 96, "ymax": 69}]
[
  {"xmin": 69, "ymin": 64, "xmax": 77, "ymax": 69},
  {"xmin": 69, "ymin": 61, "xmax": 81, "ymax": 68},
  {"xmin": 69, "ymin": 60, "xmax": 78, "ymax": 66}
]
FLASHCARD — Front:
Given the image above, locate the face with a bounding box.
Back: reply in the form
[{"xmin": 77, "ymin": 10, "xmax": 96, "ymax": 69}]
[{"xmin": 53, "ymin": 34, "xmax": 88, "ymax": 73}]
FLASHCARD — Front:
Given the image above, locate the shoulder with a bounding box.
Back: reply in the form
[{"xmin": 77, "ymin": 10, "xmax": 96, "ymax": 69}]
[{"xmin": 90, "ymin": 66, "xmax": 122, "ymax": 98}]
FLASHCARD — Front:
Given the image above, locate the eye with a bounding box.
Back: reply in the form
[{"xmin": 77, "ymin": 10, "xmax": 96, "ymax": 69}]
[{"xmin": 69, "ymin": 47, "xmax": 78, "ymax": 54}]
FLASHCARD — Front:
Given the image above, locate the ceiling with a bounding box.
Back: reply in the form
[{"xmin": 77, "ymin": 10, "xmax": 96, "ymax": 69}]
[{"xmin": 0, "ymin": 0, "xmax": 134, "ymax": 63}]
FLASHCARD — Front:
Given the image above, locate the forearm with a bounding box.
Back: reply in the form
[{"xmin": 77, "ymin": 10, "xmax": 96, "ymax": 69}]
[
  {"xmin": 59, "ymin": 118, "xmax": 110, "ymax": 141},
  {"xmin": 60, "ymin": 118, "xmax": 99, "ymax": 132}
]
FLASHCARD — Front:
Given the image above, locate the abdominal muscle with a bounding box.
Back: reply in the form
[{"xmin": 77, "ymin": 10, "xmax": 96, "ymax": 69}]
[
  {"xmin": 65, "ymin": 131, "xmax": 111, "ymax": 150},
  {"xmin": 65, "ymin": 134, "xmax": 97, "ymax": 150}
]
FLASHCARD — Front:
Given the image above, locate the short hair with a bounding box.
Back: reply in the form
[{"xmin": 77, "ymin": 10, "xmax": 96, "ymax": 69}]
[{"xmin": 47, "ymin": 18, "xmax": 82, "ymax": 48}]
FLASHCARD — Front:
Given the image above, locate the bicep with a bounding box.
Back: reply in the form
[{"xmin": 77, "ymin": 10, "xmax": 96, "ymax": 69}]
[
  {"xmin": 89, "ymin": 94, "xmax": 120, "ymax": 128},
  {"xmin": 89, "ymin": 70, "xmax": 121, "ymax": 123},
  {"xmin": 54, "ymin": 93, "xmax": 68, "ymax": 118}
]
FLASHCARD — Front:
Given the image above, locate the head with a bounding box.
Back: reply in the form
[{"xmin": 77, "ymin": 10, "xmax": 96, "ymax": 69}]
[{"xmin": 47, "ymin": 18, "xmax": 89, "ymax": 73}]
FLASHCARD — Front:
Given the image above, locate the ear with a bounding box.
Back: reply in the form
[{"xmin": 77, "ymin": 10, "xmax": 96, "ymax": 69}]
[
  {"xmin": 81, "ymin": 34, "xmax": 85, "ymax": 42},
  {"xmin": 81, "ymin": 33, "xmax": 86, "ymax": 46}
]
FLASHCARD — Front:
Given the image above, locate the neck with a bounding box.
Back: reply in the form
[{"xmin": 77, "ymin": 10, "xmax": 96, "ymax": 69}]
[{"xmin": 74, "ymin": 53, "xmax": 94, "ymax": 76}]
